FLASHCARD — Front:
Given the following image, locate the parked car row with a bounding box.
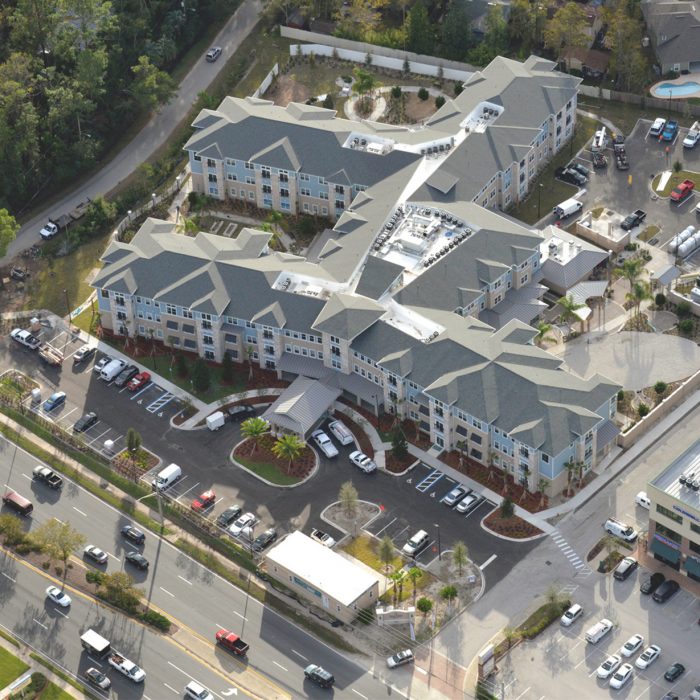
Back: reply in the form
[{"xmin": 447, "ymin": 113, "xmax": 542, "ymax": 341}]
[{"xmin": 440, "ymin": 483, "xmax": 484, "ymax": 515}]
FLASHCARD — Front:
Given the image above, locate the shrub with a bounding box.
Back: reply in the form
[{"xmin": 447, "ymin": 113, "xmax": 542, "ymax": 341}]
[
  {"xmin": 655, "ymin": 293, "xmax": 666, "ymax": 307},
  {"xmin": 416, "ymin": 596, "xmax": 433, "ymax": 616},
  {"xmin": 435, "ymin": 95, "xmax": 446, "ymax": 108},
  {"xmin": 86, "ymin": 570, "xmax": 105, "ymax": 586},
  {"xmin": 676, "ymin": 301, "xmax": 692, "ymax": 318},
  {"xmin": 141, "ymin": 609, "xmax": 172, "ymax": 632},
  {"xmin": 322, "ymin": 94, "xmax": 334, "ymax": 109},
  {"xmin": 41, "ymin": 561, "xmax": 50, "ymax": 570},
  {"xmin": 54, "ymin": 566, "xmax": 63, "ymax": 577},
  {"xmin": 637, "ymin": 403, "xmax": 650, "ymax": 417},
  {"xmin": 616, "ymin": 389, "xmax": 625, "ymax": 402},
  {"xmin": 454, "ymin": 83, "xmax": 463, "ymax": 96},
  {"xmin": 391, "ymin": 85, "xmax": 402, "ymax": 99},
  {"xmin": 679, "ymin": 318, "xmax": 694, "ymax": 335},
  {"xmin": 27, "ymin": 672, "xmax": 47, "ymax": 693},
  {"xmin": 654, "ymin": 381, "xmax": 667, "ymax": 397},
  {"xmin": 417, "ymin": 87, "xmax": 429, "ymax": 101},
  {"xmin": 500, "ymin": 496, "xmax": 514, "ymax": 519}
]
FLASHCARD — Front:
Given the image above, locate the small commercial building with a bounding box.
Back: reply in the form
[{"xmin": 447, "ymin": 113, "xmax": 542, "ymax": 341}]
[
  {"xmin": 647, "ymin": 438, "xmax": 700, "ymax": 582},
  {"xmin": 264, "ymin": 531, "xmax": 380, "ymax": 622}
]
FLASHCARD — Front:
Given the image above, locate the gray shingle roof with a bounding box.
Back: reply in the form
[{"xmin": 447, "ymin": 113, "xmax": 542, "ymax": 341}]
[
  {"xmin": 312, "ymin": 293, "xmax": 385, "ymax": 340},
  {"xmin": 354, "ymin": 256, "xmax": 404, "ymax": 300}
]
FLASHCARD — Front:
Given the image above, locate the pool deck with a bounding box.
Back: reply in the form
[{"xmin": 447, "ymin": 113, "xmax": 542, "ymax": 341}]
[{"xmin": 650, "ymin": 74, "xmax": 700, "ymax": 99}]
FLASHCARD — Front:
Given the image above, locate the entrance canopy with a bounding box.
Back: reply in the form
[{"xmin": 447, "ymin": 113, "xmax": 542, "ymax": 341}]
[{"xmin": 263, "ymin": 376, "xmax": 341, "ymax": 437}]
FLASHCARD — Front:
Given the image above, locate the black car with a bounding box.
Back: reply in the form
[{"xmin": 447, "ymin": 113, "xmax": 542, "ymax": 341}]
[
  {"xmin": 216, "ymin": 505, "xmax": 242, "ymax": 528},
  {"xmin": 114, "ymin": 365, "xmax": 139, "ymax": 388},
  {"xmin": 652, "ymin": 579, "xmax": 680, "ymax": 603},
  {"xmin": 570, "ymin": 162, "xmax": 590, "ymax": 177},
  {"xmin": 613, "ymin": 556, "xmax": 638, "ymax": 581},
  {"xmin": 227, "ymin": 404, "xmax": 256, "ymax": 422},
  {"xmin": 640, "ymin": 572, "xmax": 665, "ymax": 595},
  {"xmin": 121, "ymin": 524, "xmax": 145, "ymax": 545},
  {"xmin": 664, "ymin": 662, "xmax": 685, "ymax": 682},
  {"xmin": 556, "ymin": 167, "xmax": 586, "ymax": 186},
  {"xmin": 125, "ymin": 551, "xmax": 149, "ymax": 570},
  {"xmin": 252, "ymin": 528, "xmax": 278, "ymax": 552},
  {"xmin": 73, "ymin": 412, "xmax": 98, "ymax": 433}
]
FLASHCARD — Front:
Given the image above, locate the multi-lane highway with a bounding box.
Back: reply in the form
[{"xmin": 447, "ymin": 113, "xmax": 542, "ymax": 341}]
[{"xmin": 0, "ymin": 433, "xmax": 424, "ymax": 699}]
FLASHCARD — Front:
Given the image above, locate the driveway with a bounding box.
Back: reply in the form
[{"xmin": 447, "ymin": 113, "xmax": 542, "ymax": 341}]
[{"xmin": 3, "ymin": 0, "xmax": 263, "ymax": 263}]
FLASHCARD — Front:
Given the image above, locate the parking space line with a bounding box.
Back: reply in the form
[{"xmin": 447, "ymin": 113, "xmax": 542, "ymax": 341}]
[
  {"xmin": 479, "ymin": 554, "xmax": 497, "ymax": 570},
  {"xmin": 130, "ymin": 383, "xmax": 152, "ymax": 400},
  {"xmin": 176, "ymin": 482, "xmax": 200, "ymax": 502},
  {"xmin": 375, "ymin": 517, "xmax": 396, "ymax": 537},
  {"xmin": 514, "ymin": 688, "xmax": 531, "ymax": 700}
]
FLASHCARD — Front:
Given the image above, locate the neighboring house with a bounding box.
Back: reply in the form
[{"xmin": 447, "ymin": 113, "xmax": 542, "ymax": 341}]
[
  {"xmin": 562, "ymin": 47, "xmax": 610, "ymax": 78},
  {"xmin": 641, "ymin": 0, "xmax": 700, "ymax": 74},
  {"xmin": 93, "ymin": 55, "xmax": 619, "ymax": 494}
]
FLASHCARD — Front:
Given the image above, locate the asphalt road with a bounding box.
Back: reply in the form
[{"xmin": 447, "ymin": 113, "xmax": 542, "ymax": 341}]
[
  {"xmin": 3, "ymin": 0, "xmax": 263, "ymax": 263},
  {"xmin": 0, "ymin": 433, "xmax": 423, "ymax": 700}
]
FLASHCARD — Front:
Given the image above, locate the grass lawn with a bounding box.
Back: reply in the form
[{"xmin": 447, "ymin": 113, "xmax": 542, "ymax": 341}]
[
  {"xmin": 0, "ymin": 646, "xmax": 29, "ymax": 687},
  {"xmin": 40, "ymin": 682, "xmax": 75, "ymax": 700},
  {"xmin": 638, "ymin": 224, "xmax": 660, "ymax": 242},
  {"xmin": 509, "ymin": 116, "xmax": 598, "ymax": 225},
  {"xmin": 233, "ymin": 452, "xmax": 303, "ymax": 486},
  {"xmin": 341, "ymin": 534, "xmax": 403, "ymax": 573},
  {"xmin": 651, "ymin": 170, "xmax": 699, "ymax": 196}
]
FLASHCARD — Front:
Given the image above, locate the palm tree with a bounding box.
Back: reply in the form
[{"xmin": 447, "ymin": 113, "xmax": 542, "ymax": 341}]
[
  {"xmin": 379, "ymin": 535, "xmax": 395, "ymax": 580},
  {"xmin": 452, "ymin": 541, "xmax": 468, "ymax": 575},
  {"xmin": 557, "ymin": 294, "xmax": 587, "ymax": 333},
  {"xmin": 389, "ymin": 571, "xmax": 403, "ymax": 606},
  {"xmin": 534, "ymin": 320, "xmax": 556, "ymax": 347},
  {"xmin": 537, "ymin": 478, "xmax": 549, "ymax": 508},
  {"xmin": 407, "ymin": 566, "xmax": 423, "ymax": 604},
  {"xmin": 503, "ymin": 625, "xmax": 520, "ymax": 650},
  {"xmin": 456, "ymin": 440, "xmax": 466, "ymax": 468},
  {"xmin": 271, "ymin": 434, "xmax": 305, "ymax": 474},
  {"xmin": 614, "ymin": 258, "xmax": 644, "ymax": 295},
  {"xmin": 576, "ymin": 460, "xmax": 586, "ymax": 488},
  {"xmin": 519, "ymin": 466, "xmax": 531, "ymax": 501},
  {"xmin": 176, "ymin": 215, "xmax": 199, "ymax": 235},
  {"xmin": 245, "ymin": 345, "xmax": 256, "ymax": 381},
  {"xmin": 564, "ymin": 459, "xmax": 577, "ymax": 496},
  {"xmin": 625, "ymin": 280, "xmax": 652, "ymax": 319},
  {"xmin": 241, "ymin": 417, "xmax": 268, "ymax": 455}
]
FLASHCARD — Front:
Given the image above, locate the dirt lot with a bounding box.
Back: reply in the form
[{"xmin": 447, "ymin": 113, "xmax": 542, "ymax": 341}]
[{"xmin": 266, "ymin": 75, "xmax": 314, "ymax": 106}]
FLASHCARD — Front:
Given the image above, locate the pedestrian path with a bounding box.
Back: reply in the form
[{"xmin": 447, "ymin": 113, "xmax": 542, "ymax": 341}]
[{"xmin": 550, "ymin": 529, "xmax": 592, "ymax": 576}]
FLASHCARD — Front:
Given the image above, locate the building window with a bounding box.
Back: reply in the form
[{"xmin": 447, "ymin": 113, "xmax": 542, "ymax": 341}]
[
  {"xmin": 656, "ymin": 504, "xmax": 682, "ymax": 524},
  {"xmin": 262, "ymin": 184, "xmax": 272, "ymax": 194},
  {"xmin": 203, "ymin": 335, "xmax": 214, "ymax": 345},
  {"xmin": 261, "ymin": 168, "xmax": 271, "ymax": 179},
  {"xmin": 208, "ymin": 173, "xmax": 217, "ymax": 183},
  {"xmin": 280, "ymin": 188, "xmax": 289, "ymax": 198},
  {"xmin": 655, "ymin": 522, "xmax": 682, "ymax": 542},
  {"xmin": 204, "ymin": 350, "xmax": 215, "ymax": 360},
  {"xmin": 335, "ymin": 200, "xmax": 345, "ymax": 210}
]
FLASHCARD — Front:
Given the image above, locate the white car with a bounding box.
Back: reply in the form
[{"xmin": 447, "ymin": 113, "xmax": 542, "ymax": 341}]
[
  {"xmin": 185, "ymin": 680, "xmax": 214, "ymax": 700},
  {"xmin": 597, "ymin": 654, "xmax": 622, "ymax": 679},
  {"xmin": 455, "ymin": 492, "xmax": 479, "ymax": 513},
  {"xmin": 228, "ymin": 512, "xmax": 256, "ymax": 537},
  {"xmin": 386, "ymin": 649, "xmax": 414, "ymax": 668},
  {"xmin": 39, "ymin": 221, "xmax": 59, "ymax": 239},
  {"xmin": 310, "ymin": 528, "xmax": 336, "ymax": 547},
  {"xmin": 45, "ymin": 585, "xmax": 71, "ymax": 607},
  {"xmin": 635, "ymin": 644, "xmax": 661, "ymax": 669},
  {"xmin": 441, "ymin": 485, "xmax": 468, "ymax": 506},
  {"xmin": 349, "ymin": 451, "xmax": 377, "ymax": 473},
  {"xmin": 93, "ymin": 356, "xmax": 113, "ymax": 374},
  {"xmin": 609, "ymin": 663, "xmax": 633, "ymax": 689},
  {"xmin": 620, "ymin": 633, "xmax": 644, "ymax": 657},
  {"xmin": 311, "ymin": 430, "xmax": 338, "ymax": 458},
  {"xmin": 635, "ymin": 491, "xmax": 651, "ymax": 509},
  {"xmin": 560, "ymin": 603, "xmax": 583, "ymax": 627},
  {"xmin": 10, "ymin": 328, "xmax": 41, "ymax": 350}
]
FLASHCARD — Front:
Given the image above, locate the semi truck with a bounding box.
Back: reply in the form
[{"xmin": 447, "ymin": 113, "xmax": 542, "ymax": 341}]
[
  {"xmin": 32, "ymin": 465, "xmax": 63, "ymax": 489},
  {"xmin": 80, "ymin": 629, "xmax": 111, "ymax": 659},
  {"xmin": 108, "ymin": 652, "xmax": 146, "ymax": 682},
  {"xmin": 215, "ymin": 629, "xmax": 249, "ymax": 656}
]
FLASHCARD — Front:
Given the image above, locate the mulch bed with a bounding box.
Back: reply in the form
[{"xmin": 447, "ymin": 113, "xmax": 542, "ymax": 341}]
[
  {"xmin": 338, "ymin": 398, "xmax": 394, "ymax": 433},
  {"xmin": 482, "ymin": 509, "xmax": 543, "ymax": 539},
  {"xmin": 385, "ymin": 451, "xmax": 416, "ymax": 473},
  {"xmin": 332, "ymin": 411, "xmax": 374, "ymax": 458},
  {"xmin": 234, "ymin": 434, "xmax": 315, "ymax": 479},
  {"xmin": 440, "ymin": 451, "xmax": 547, "ymax": 513}
]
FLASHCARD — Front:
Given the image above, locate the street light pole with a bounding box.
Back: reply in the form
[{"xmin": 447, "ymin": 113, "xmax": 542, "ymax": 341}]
[
  {"xmin": 537, "ymin": 182, "xmax": 543, "ymax": 220},
  {"xmin": 434, "ymin": 522, "xmax": 441, "ymax": 561}
]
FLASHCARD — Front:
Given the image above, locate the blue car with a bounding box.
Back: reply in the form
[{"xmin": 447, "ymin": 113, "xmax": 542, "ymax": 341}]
[
  {"xmin": 661, "ymin": 120, "xmax": 678, "ymax": 141},
  {"xmin": 43, "ymin": 391, "xmax": 66, "ymax": 412}
]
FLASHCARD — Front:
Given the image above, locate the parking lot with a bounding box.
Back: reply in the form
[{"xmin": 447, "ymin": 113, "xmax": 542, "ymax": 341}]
[{"xmin": 495, "ymin": 560, "xmax": 700, "ymax": 699}]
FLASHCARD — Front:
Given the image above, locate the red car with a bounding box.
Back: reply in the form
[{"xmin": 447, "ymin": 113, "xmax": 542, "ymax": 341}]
[
  {"xmin": 127, "ymin": 371, "xmax": 151, "ymax": 392},
  {"xmin": 670, "ymin": 179, "xmax": 695, "ymax": 203},
  {"xmin": 191, "ymin": 489, "xmax": 216, "ymax": 511}
]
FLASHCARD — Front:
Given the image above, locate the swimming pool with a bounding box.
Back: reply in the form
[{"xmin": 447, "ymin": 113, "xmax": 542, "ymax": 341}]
[{"xmin": 652, "ymin": 81, "xmax": 700, "ymax": 97}]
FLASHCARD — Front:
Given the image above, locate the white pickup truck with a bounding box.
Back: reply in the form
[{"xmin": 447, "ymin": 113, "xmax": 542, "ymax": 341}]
[
  {"xmin": 684, "ymin": 121, "xmax": 700, "ymax": 148},
  {"xmin": 108, "ymin": 652, "xmax": 146, "ymax": 682},
  {"xmin": 39, "ymin": 221, "xmax": 60, "ymax": 240}
]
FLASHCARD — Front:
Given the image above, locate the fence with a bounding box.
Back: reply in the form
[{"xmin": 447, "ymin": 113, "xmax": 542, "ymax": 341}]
[
  {"xmin": 253, "ymin": 63, "xmax": 279, "ymax": 98},
  {"xmin": 280, "ymin": 26, "xmax": 474, "ymax": 82},
  {"xmin": 578, "ymin": 84, "xmax": 700, "ymax": 118}
]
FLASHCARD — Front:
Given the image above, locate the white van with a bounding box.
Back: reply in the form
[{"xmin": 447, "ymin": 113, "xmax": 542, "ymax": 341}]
[
  {"xmin": 328, "ymin": 420, "xmax": 353, "ymax": 446},
  {"xmin": 402, "ymin": 529, "xmax": 430, "ymax": 557},
  {"xmin": 100, "ymin": 358, "xmax": 126, "ymax": 382},
  {"xmin": 553, "ymin": 198, "xmax": 583, "ymax": 219},
  {"xmin": 560, "ymin": 603, "xmax": 584, "ymax": 627},
  {"xmin": 585, "ymin": 618, "xmax": 613, "ymax": 644},
  {"xmin": 604, "ymin": 517, "xmax": 638, "ymax": 542},
  {"xmin": 151, "ymin": 463, "xmax": 182, "ymax": 491}
]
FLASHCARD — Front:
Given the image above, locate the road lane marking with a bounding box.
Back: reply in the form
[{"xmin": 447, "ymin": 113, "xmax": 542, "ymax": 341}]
[
  {"xmin": 514, "ymin": 688, "xmax": 531, "ymax": 700},
  {"xmin": 33, "ymin": 619, "xmax": 48, "ymax": 630},
  {"xmin": 22, "ymin": 473, "xmax": 32, "ymax": 481},
  {"xmin": 56, "ymin": 610, "xmax": 69, "ymax": 619},
  {"xmin": 415, "ymin": 666, "xmax": 428, "ymax": 675},
  {"xmin": 106, "ymin": 552, "xmax": 119, "ymax": 562},
  {"xmin": 72, "ymin": 507, "xmax": 87, "ymax": 517},
  {"xmin": 233, "ymin": 611, "xmax": 247, "ymax": 621},
  {"xmin": 160, "ymin": 587, "xmax": 175, "ymax": 598},
  {"xmin": 479, "ymin": 554, "xmax": 497, "ymax": 570},
  {"xmin": 178, "ymin": 575, "xmax": 193, "ymax": 585},
  {"xmin": 163, "ymin": 683, "xmax": 179, "ymax": 693},
  {"xmin": 87, "ymin": 657, "xmax": 103, "ymax": 667},
  {"xmin": 273, "ymin": 661, "xmax": 288, "ymax": 672},
  {"xmin": 290, "ymin": 649, "xmax": 307, "ymax": 661},
  {"xmin": 2, "ymin": 572, "xmax": 16, "ymax": 582},
  {"xmin": 351, "ymin": 690, "xmax": 368, "ymax": 699}
]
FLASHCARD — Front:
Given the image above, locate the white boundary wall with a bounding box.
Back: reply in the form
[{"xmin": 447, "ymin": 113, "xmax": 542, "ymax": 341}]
[{"xmin": 253, "ymin": 62, "xmax": 279, "ymax": 98}]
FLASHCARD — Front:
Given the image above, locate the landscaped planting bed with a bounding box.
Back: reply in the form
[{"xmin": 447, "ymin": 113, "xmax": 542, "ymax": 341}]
[{"xmin": 233, "ymin": 434, "xmax": 315, "ymax": 483}]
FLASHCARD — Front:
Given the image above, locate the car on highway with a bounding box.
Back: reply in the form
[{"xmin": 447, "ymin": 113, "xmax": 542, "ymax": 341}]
[
  {"xmin": 441, "ymin": 485, "xmax": 468, "ymax": 506},
  {"xmin": 73, "ymin": 412, "xmax": 98, "ymax": 433},
  {"xmin": 560, "ymin": 603, "xmax": 583, "ymax": 627},
  {"xmin": 127, "ymin": 371, "xmax": 151, "ymax": 392},
  {"xmin": 596, "ymin": 654, "xmax": 622, "ymax": 679},
  {"xmin": 10, "ymin": 328, "xmax": 41, "ymax": 350},
  {"xmin": 455, "ymin": 492, "xmax": 480, "ymax": 514},
  {"xmin": 84, "ymin": 544, "xmax": 108, "ymax": 565},
  {"xmin": 216, "ymin": 505, "xmax": 242, "ymax": 528},
  {"xmin": 94, "ymin": 356, "xmax": 112, "ymax": 374},
  {"xmin": 635, "ymin": 644, "xmax": 661, "ymax": 669},
  {"xmin": 114, "ymin": 364, "xmax": 140, "ymax": 388},
  {"xmin": 227, "ymin": 404, "xmax": 256, "ymax": 422},
  {"xmin": 640, "ymin": 572, "xmax": 665, "ymax": 595},
  {"xmin": 121, "ymin": 524, "xmax": 145, "ymax": 545},
  {"xmin": 125, "ymin": 551, "xmax": 149, "ymax": 570},
  {"xmin": 652, "ymin": 579, "xmax": 680, "ymax": 603},
  {"xmin": 304, "ymin": 664, "xmax": 334, "ymax": 688},
  {"xmin": 228, "ymin": 512, "xmax": 256, "ymax": 537},
  {"xmin": 185, "ymin": 680, "xmax": 214, "ymax": 700},
  {"xmin": 252, "ymin": 528, "xmax": 278, "ymax": 552},
  {"xmin": 205, "ymin": 46, "xmax": 222, "ymax": 62},
  {"xmin": 620, "ymin": 633, "xmax": 644, "ymax": 657},
  {"xmin": 609, "ymin": 663, "xmax": 633, "ymax": 689},
  {"xmin": 311, "ymin": 430, "xmax": 338, "ymax": 458},
  {"xmin": 191, "ymin": 489, "xmax": 216, "ymax": 512},
  {"xmin": 45, "ymin": 585, "xmax": 71, "ymax": 607},
  {"xmin": 310, "ymin": 528, "xmax": 336, "ymax": 547},
  {"xmin": 73, "ymin": 345, "xmax": 96, "ymax": 364},
  {"xmin": 664, "ymin": 662, "xmax": 685, "ymax": 682},
  {"xmin": 43, "ymin": 391, "xmax": 66, "ymax": 412},
  {"xmin": 613, "ymin": 556, "xmax": 638, "ymax": 581},
  {"xmin": 349, "ymin": 450, "xmax": 377, "ymax": 473},
  {"xmin": 84, "ymin": 667, "xmax": 111, "ymax": 690},
  {"xmin": 386, "ymin": 649, "xmax": 414, "ymax": 668}
]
